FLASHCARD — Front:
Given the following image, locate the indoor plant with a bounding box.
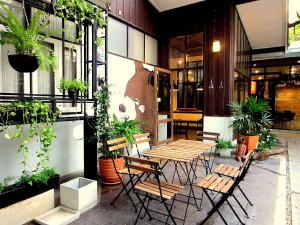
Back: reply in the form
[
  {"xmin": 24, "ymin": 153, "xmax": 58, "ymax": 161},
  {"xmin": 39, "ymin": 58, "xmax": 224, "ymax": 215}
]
[
  {"xmin": 0, "ymin": 4, "xmax": 61, "ymax": 72},
  {"xmin": 230, "ymin": 96, "xmax": 273, "ymax": 152},
  {"xmin": 59, "ymin": 78, "xmax": 88, "ymax": 99},
  {"xmin": 217, "ymin": 138, "xmax": 234, "ymax": 158},
  {"xmin": 0, "ymin": 100, "xmax": 60, "ymax": 208}
]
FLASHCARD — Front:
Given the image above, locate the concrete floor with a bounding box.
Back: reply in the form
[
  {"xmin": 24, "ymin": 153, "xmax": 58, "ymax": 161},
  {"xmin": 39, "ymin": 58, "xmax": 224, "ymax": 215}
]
[{"xmin": 70, "ymin": 130, "xmax": 295, "ymax": 225}]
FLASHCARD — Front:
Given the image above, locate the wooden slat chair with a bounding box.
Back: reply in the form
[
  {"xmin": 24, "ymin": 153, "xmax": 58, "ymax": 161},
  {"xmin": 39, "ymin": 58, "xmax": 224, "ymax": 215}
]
[
  {"xmin": 196, "ymin": 151, "xmax": 255, "ymax": 225},
  {"xmin": 196, "ymin": 131, "xmax": 220, "ymax": 175},
  {"xmin": 134, "ymin": 133, "xmax": 168, "ymax": 182},
  {"xmin": 214, "ymin": 152, "xmax": 255, "ymax": 217},
  {"xmin": 124, "ymin": 156, "xmax": 185, "ymax": 225},
  {"xmin": 108, "ymin": 137, "xmax": 144, "ymax": 212}
]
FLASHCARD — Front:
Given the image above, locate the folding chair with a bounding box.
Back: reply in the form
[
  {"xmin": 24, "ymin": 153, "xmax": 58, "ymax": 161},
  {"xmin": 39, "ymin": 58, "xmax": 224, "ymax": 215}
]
[
  {"xmin": 124, "ymin": 156, "xmax": 185, "ymax": 225},
  {"xmin": 196, "ymin": 151, "xmax": 254, "ymax": 225},
  {"xmin": 196, "ymin": 131, "xmax": 220, "ymax": 175},
  {"xmin": 214, "ymin": 151, "xmax": 254, "ymax": 217},
  {"xmin": 134, "ymin": 133, "xmax": 168, "ymax": 182},
  {"xmin": 107, "ymin": 137, "xmax": 144, "ymax": 212}
]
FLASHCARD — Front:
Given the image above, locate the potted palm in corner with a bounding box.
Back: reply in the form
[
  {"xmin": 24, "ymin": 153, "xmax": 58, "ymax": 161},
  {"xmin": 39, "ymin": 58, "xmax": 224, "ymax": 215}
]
[{"xmin": 230, "ymin": 96, "xmax": 272, "ymax": 153}]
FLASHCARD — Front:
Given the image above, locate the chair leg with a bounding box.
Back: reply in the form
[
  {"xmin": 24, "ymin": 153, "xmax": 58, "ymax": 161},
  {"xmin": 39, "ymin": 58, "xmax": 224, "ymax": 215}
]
[
  {"xmin": 232, "ymin": 194, "xmax": 249, "ymax": 218},
  {"xmin": 163, "ymin": 200, "xmax": 177, "ymax": 225},
  {"xmin": 134, "ymin": 192, "xmax": 152, "ymax": 225},
  {"xmin": 197, "ymin": 189, "xmax": 229, "ymax": 225},
  {"xmin": 237, "ymin": 185, "xmax": 253, "ymax": 206},
  {"xmin": 110, "ymin": 179, "xmax": 131, "ymax": 206},
  {"xmin": 165, "ymin": 196, "xmax": 176, "ymax": 225},
  {"xmin": 225, "ymin": 199, "xmax": 245, "ymax": 225},
  {"xmin": 120, "ymin": 178, "xmax": 138, "ymax": 212}
]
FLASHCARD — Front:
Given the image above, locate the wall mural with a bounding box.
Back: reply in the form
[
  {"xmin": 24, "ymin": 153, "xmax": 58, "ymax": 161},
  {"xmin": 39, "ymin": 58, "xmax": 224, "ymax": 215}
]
[{"xmin": 108, "ymin": 54, "xmax": 156, "ymax": 138}]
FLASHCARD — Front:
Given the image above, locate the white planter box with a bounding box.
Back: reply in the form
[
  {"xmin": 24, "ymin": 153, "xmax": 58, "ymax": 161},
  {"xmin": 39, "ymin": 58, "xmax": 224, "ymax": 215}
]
[
  {"xmin": 60, "ymin": 177, "xmax": 98, "ymax": 212},
  {"xmin": 219, "ymin": 148, "xmax": 232, "ymax": 158}
]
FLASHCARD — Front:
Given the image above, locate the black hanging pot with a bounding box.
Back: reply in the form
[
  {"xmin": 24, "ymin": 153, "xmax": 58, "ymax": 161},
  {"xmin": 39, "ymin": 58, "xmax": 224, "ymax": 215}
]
[
  {"xmin": 8, "ymin": 54, "xmax": 39, "ymax": 73},
  {"xmin": 68, "ymin": 90, "xmax": 79, "ymax": 100}
]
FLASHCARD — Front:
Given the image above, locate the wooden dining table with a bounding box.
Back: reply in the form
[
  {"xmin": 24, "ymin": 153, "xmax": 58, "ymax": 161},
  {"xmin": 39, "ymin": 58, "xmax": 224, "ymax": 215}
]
[{"xmin": 142, "ymin": 139, "xmax": 217, "ymax": 222}]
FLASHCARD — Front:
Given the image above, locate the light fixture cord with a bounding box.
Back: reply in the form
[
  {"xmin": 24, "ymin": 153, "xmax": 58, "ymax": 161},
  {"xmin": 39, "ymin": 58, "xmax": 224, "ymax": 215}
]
[{"xmin": 21, "ymin": 0, "xmax": 29, "ymax": 27}]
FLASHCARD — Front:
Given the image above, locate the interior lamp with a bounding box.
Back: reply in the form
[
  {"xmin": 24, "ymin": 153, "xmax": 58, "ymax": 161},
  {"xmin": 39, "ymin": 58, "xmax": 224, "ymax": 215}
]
[{"xmin": 212, "ymin": 40, "xmax": 221, "ymax": 52}]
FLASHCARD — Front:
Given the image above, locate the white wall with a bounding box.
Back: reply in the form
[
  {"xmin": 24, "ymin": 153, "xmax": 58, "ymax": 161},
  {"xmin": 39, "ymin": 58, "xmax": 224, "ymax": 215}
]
[
  {"xmin": 0, "ymin": 121, "xmax": 84, "ymax": 181},
  {"xmin": 203, "ymin": 116, "xmax": 234, "ymax": 141}
]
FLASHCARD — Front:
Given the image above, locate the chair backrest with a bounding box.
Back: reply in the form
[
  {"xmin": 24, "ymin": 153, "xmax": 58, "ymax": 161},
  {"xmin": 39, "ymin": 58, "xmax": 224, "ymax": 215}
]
[
  {"xmin": 107, "ymin": 137, "xmax": 130, "ymax": 155},
  {"xmin": 238, "ymin": 150, "xmax": 255, "ymax": 181},
  {"xmin": 134, "ymin": 133, "xmax": 152, "ymax": 157},
  {"xmin": 196, "ymin": 131, "xmax": 220, "ymax": 142}
]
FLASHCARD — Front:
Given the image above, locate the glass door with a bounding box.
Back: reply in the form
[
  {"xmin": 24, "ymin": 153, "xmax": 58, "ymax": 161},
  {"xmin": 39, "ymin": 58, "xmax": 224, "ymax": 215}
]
[{"xmin": 154, "ymin": 67, "xmax": 173, "ymax": 145}]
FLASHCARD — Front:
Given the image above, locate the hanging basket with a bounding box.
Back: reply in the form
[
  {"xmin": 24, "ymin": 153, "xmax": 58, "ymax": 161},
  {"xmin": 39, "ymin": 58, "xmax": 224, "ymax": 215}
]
[
  {"xmin": 8, "ymin": 54, "xmax": 39, "ymax": 73},
  {"xmin": 67, "ymin": 90, "xmax": 80, "ymax": 100}
]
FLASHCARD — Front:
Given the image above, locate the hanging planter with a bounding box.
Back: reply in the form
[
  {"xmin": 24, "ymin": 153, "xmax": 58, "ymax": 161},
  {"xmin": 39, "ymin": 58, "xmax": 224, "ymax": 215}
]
[
  {"xmin": 0, "ymin": 4, "xmax": 61, "ymax": 73},
  {"xmin": 67, "ymin": 89, "xmax": 80, "ymax": 100},
  {"xmin": 59, "ymin": 78, "xmax": 88, "ymax": 100},
  {"xmin": 8, "ymin": 54, "xmax": 39, "ymax": 73}
]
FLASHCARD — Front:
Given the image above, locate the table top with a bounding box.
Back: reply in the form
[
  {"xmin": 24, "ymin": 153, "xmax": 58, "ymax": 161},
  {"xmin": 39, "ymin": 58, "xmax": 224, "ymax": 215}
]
[{"xmin": 143, "ymin": 139, "xmax": 216, "ymax": 163}]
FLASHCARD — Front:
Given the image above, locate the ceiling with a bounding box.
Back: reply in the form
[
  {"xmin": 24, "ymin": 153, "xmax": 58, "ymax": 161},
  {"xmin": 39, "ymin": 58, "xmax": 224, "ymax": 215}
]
[
  {"xmin": 148, "ymin": 0, "xmax": 206, "ymax": 12},
  {"xmin": 237, "ymin": 0, "xmax": 286, "ymax": 50}
]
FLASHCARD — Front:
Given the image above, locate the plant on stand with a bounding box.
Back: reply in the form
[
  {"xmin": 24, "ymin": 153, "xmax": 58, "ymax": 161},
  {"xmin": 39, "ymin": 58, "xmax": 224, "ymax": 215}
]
[
  {"xmin": 0, "ymin": 3, "xmax": 61, "ymax": 72},
  {"xmin": 230, "ymin": 96, "xmax": 273, "ymax": 153},
  {"xmin": 59, "ymin": 78, "xmax": 88, "ymax": 100}
]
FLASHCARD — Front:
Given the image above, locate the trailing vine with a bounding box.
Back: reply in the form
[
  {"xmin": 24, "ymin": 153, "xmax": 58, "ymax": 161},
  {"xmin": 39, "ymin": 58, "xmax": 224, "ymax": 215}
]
[
  {"xmin": 0, "ymin": 100, "xmax": 60, "ymax": 180},
  {"xmin": 53, "ymin": 0, "xmax": 107, "ymax": 45}
]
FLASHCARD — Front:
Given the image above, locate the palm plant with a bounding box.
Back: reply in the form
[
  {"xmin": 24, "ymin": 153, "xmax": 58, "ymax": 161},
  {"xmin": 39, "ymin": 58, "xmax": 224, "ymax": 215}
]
[
  {"xmin": 230, "ymin": 97, "xmax": 273, "ymax": 136},
  {"xmin": 0, "ymin": 3, "xmax": 61, "ymax": 71}
]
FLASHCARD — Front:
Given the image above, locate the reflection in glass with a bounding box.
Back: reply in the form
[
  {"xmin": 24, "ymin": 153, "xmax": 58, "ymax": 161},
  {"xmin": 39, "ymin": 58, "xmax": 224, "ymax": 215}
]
[{"xmin": 157, "ymin": 72, "xmax": 171, "ymax": 115}]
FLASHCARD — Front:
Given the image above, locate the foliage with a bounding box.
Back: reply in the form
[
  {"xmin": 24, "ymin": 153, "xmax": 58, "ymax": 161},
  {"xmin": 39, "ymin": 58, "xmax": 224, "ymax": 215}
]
[
  {"xmin": 110, "ymin": 114, "xmax": 142, "ymax": 144},
  {"xmin": 93, "ymin": 79, "xmax": 112, "ymax": 158},
  {"xmin": 54, "ymin": 0, "xmax": 107, "ymax": 44},
  {"xmin": 0, "ymin": 176, "xmax": 15, "ymax": 194},
  {"xmin": 216, "ymin": 138, "xmax": 234, "ymax": 151},
  {"xmin": 0, "ymin": 100, "xmax": 60, "ymax": 176},
  {"xmin": 0, "ymin": 4, "xmax": 61, "ymax": 71},
  {"xmin": 17, "ymin": 168, "xmax": 56, "ymax": 187},
  {"xmin": 59, "ymin": 78, "xmax": 88, "ymax": 92},
  {"xmin": 230, "ymin": 97, "xmax": 273, "ymax": 136},
  {"xmin": 257, "ymin": 128, "xmax": 277, "ymax": 152}
]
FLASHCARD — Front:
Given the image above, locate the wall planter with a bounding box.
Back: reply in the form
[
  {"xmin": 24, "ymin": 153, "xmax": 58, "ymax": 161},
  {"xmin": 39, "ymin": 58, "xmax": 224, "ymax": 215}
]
[
  {"xmin": 219, "ymin": 149, "xmax": 232, "ymax": 158},
  {"xmin": 67, "ymin": 90, "xmax": 79, "ymax": 100},
  {"xmin": 60, "ymin": 177, "xmax": 97, "ymax": 212},
  {"xmin": 8, "ymin": 54, "xmax": 39, "ymax": 73},
  {"xmin": 238, "ymin": 135, "xmax": 259, "ymax": 153},
  {"xmin": 0, "ymin": 174, "xmax": 59, "ymax": 209},
  {"xmin": 99, "ymin": 156, "xmax": 124, "ymax": 185},
  {"xmin": 0, "ymin": 189, "xmax": 55, "ymax": 225}
]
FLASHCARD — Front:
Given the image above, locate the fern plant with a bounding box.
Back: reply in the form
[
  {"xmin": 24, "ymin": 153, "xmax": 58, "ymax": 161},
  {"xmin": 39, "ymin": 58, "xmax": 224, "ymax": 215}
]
[{"xmin": 0, "ymin": 3, "xmax": 62, "ymax": 71}]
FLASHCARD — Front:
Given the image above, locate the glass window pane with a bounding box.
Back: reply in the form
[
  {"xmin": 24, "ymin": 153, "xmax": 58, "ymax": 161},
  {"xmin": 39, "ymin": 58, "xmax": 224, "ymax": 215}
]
[
  {"xmin": 266, "ymin": 66, "xmax": 290, "ymax": 76},
  {"xmin": 252, "ymin": 67, "xmax": 264, "ymax": 74},
  {"xmin": 128, "ymin": 27, "xmax": 144, "ymax": 61},
  {"xmin": 169, "ymin": 35, "xmax": 185, "ymax": 69},
  {"xmin": 251, "ymin": 75, "xmax": 264, "ymax": 81},
  {"xmin": 186, "ymin": 33, "xmax": 203, "ymax": 68},
  {"xmin": 145, "ymin": 35, "xmax": 158, "ymax": 65},
  {"xmin": 108, "ymin": 17, "xmax": 127, "ymax": 57}
]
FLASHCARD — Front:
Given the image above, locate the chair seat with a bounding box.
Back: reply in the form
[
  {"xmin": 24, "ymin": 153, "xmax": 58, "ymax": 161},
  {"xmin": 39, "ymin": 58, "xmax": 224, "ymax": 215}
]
[
  {"xmin": 197, "ymin": 175, "xmax": 234, "ymax": 194},
  {"xmin": 135, "ymin": 179, "xmax": 184, "ymax": 200},
  {"xmin": 199, "ymin": 155, "xmax": 215, "ymax": 161},
  {"xmin": 214, "ymin": 164, "xmax": 240, "ymax": 178},
  {"xmin": 118, "ymin": 167, "xmax": 144, "ymax": 175},
  {"xmin": 150, "ymin": 157, "xmax": 167, "ymax": 164}
]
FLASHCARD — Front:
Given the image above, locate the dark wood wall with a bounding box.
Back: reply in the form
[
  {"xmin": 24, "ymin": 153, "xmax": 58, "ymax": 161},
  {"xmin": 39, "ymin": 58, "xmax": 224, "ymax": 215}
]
[
  {"xmin": 159, "ymin": 1, "xmax": 236, "ymax": 116},
  {"xmin": 108, "ymin": 0, "xmax": 158, "ymax": 36}
]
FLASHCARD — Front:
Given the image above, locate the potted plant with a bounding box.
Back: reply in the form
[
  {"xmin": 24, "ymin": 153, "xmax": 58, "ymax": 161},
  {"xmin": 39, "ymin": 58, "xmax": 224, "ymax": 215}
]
[
  {"xmin": 217, "ymin": 138, "xmax": 234, "ymax": 158},
  {"xmin": 0, "ymin": 4, "xmax": 61, "ymax": 72},
  {"xmin": 230, "ymin": 96, "xmax": 273, "ymax": 153},
  {"xmin": 59, "ymin": 78, "xmax": 88, "ymax": 99},
  {"xmin": 0, "ymin": 100, "xmax": 60, "ymax": 208}
]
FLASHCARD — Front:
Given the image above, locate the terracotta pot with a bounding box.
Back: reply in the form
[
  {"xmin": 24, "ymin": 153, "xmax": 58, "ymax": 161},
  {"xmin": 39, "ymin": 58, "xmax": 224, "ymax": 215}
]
[
  {"xmin": 99, "ymin": 156, "xmax": 124, "ymax": 185},
  {"xmin": 237, "ymin": 135, "xmax": 259, "ymax": 153}
]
